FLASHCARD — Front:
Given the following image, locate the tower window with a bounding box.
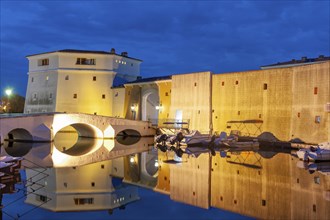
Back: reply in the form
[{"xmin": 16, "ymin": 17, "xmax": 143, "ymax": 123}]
[
  {"xmin": 38, "ymin": 58, "xmax": 49, "ymax": 66},
  {"xmin": 73, "ymin": 94, "xmax": 77, "ymax": 99},
  {"xmin": 235, "ymin": 80, "xmax": 239, "ymax": 85},
  {"xmin": 65, "ymin": 75, "xmax": 69, "ymax": 80},
  {"xmin": 102, "ymin": 94, "xmax": 106, "ymax": 99},
  {"xmin": 31, "ymin": 77, "xmax": 34, "ymax": 82},
  {"xmin": 165, "ymin": 92, "xmax": 169, "ymax": 96},
  {"xmin": 76, "ymin": 58, "xmax": 95, "ymax": 65},
  {"xmin": 222, "ymin": 81, "xmax": 225, "ymax": 86},
  {"xmin": 314, "ymin": 87, "xmax": 318, "ymax": 95},
  {"xmin": 93, "ymin": 76, "xmax": 96, "ymax": 81}
]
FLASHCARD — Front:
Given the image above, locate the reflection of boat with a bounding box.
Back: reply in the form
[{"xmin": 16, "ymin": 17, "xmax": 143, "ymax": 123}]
[
  {"xmin": 296, "ymin": 142, "xmax": 330, "ymax": 162},
  {"xmin": 155, "ymin": 131, "xmax": 259, "ymax": 158},
  {"xmin": 296, "ymin": 160, "xmax": 330, "ymax": 175}
]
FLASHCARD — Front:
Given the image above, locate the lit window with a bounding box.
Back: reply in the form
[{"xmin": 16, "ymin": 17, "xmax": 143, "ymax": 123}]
[
  {"xmin": 76, "ymin": 58, "xmax": 96, "ymax": 65},
  {"xmin": 38, "ymin": 58, "xmax": 49, "ymax": 66},
  {"xmin": 74, "ymin": 198, "xmax": 94, "ymax": 205},
  {"xmin": 46, "ymin": 76, "xmax": 49, "ymax": 81}
]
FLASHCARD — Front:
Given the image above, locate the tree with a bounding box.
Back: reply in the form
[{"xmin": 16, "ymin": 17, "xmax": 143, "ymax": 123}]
[{"xmin": 0, "ymin": 94, "xmax": 25, "ymax": 113}]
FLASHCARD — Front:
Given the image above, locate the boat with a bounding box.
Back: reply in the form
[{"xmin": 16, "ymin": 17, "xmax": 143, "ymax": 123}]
[{"xmin": 296, "ymin": 142, "xmax": 330, "ymax": 162}]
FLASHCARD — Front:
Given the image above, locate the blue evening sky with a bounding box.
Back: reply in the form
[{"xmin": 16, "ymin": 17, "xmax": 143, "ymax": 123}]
[{"xmin": 1, "ymin": 0, "xmax": 329, "ymax": 96}]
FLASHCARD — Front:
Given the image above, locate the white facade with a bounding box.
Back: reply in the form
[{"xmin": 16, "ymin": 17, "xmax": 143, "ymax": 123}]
[
  {"xmin": 24, "ymin": 160, "xmax": 140, "ymax": 211},
  {"xmin": 24, "ymin": 49, "xmax": 142, "ymax": 116}
]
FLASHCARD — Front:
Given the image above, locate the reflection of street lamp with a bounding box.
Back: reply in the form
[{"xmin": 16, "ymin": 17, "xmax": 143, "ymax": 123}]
[{"xmin": 5, "ymin": 89, "xmax": 12, "ymax": 113}]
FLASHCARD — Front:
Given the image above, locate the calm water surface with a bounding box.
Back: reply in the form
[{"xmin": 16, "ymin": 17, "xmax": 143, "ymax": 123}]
[{"xmin": 1, "ymin": 133, "xmax": 329, "ymax": 220}]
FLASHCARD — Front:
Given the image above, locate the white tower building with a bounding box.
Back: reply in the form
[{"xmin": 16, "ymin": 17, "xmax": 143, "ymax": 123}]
[{"xmin": 24, "ymin": 49, "xmax": 142, "ymax": 116}]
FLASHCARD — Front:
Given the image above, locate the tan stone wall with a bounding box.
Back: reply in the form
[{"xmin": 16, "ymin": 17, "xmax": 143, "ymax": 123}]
[
  {"xmin": 157, "ymin": 81, "xmax": 172, "ymax": 124},
  {"xmin": 212, "ymin": 68, "xmax": 293, "ymax": 140},
  {"xmin": 290, "ymin": 61, "xmax": 330, "ymax": 144},
  {"xmin": 170, "ymin": 72, "xmax": 212, "ymax": 133},
  {"xmin": 212, "ymin": 62, "xmax": 330, "ymax": 143}
]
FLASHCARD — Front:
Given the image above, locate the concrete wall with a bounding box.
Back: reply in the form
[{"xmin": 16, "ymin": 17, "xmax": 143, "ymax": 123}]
[
  {"xmin": 212, "ymin": 61, "xmax": 329, "ymax": 143},
  {"xmin": 112, "ymin": 87, "xmax": 126, "ymax": 118},
  {"xmin": 290, "ymin": 62, "xmax": 330, "ymax": 144},
  {"xmin": 157, "ymin": 81, "xmax": 172, "ymax": 125},
  {"xmin": 170, "ymin": 71, "xmax": 212, "ymax": 133},
  {"xmin": 212, "ymin": 68, "xmax": 293, "ymax": 140},
  {"xmin": 55, "ymin": 69, "xmax": 114, "ymax": 116}
]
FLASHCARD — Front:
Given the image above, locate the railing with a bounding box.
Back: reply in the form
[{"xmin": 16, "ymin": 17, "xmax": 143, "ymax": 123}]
[{"xmin": 148, "ymin": 118, "xmax": 190, "ymax": 129}]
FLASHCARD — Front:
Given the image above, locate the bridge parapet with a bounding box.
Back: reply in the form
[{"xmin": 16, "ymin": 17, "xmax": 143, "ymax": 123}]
[{"xmin": 0, "ymin": 113, "xmax": 155, "ymax": 143}]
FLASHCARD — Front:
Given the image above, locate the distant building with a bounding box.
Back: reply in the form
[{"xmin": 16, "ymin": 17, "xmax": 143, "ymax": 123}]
[
  {"xmin": 260, "ymin": 55, "xmax": 330, "ymax": 69},
  {"xmin": 24, "ymin": 49, "xmax": 142, "ymax": 115}
]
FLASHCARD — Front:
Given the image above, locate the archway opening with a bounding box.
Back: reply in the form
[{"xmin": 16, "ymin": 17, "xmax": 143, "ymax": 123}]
[
  {"xmin": 4, "ymin": 128, "xmax": 33, "ymax": 142},
  {"xmin": 142, "ymin": 90, "xmax": 159, "ymax": 124},
  {"xmin": 54, "ymin": 124, "xmax": 103, "ymax": 156}
]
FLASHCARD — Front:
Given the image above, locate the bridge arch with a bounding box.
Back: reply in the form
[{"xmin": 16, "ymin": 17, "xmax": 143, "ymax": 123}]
[{"xmin": 4, "ymin": 128, "xmax": 33, "ymax": 142}]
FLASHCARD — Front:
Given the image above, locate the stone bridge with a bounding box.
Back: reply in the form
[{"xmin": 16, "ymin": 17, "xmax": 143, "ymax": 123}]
[{"xmin": 0, "ymin": 113, "xmax": 156, "ymax": 143}]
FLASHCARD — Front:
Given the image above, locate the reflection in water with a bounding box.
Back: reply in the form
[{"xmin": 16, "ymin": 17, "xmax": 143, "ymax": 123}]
[
  {"xmin": 1, "ymin": 134, "xmax": 330, "ymax": 220},
  {"xmin": 25, "ymin": 161, "xmax": 139, "ymax": 212},
  {"xmin": 156, "ymin": 149, "xmax": 330, "ymax": 219},
  {"xmin": 3, "ymin": 141, "xmax": 32, "ymax": 157}
]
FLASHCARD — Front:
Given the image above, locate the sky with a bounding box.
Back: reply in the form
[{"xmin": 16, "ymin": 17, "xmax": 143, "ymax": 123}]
[{"xmin": 1, "ymin": 0, "xmax": 329, "ymax": 96}]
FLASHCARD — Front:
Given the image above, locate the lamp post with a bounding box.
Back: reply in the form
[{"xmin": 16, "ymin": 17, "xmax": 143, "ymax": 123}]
[{"xmin": 5, "ymin": 89, "xmax": 12, "ymax": 113}]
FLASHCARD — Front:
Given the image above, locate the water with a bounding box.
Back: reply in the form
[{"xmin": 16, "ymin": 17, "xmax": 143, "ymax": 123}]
[{"xmin": 1, "ymin": 133, "xmax": 329, "ymax": 220}]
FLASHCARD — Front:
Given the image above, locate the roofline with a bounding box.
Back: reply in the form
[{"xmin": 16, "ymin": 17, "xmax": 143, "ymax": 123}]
[{"xmin": 26, "ymin": 49, "xmax": 143, "ymax": 62}]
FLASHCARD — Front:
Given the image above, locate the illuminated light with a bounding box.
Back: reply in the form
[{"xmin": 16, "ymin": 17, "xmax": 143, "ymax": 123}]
[
  {"xmin": 5, "ymin": 89, "xmax": 12, "ymax": 96},
  {"xmin": 154, "ymin": 160, "xmax": 159, "ymax": 167},
  {"xmin": 130, "ymin": 156, "xmax": 135, "ymax": 163},
  {"xmin": 131, "ymin": 104, "xmax": 136, "ymax": 111}
]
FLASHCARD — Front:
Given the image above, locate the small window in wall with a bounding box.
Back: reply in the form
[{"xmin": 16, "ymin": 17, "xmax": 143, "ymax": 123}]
[
  {"xmin": 262, "ymin": 200, "xmax": 266, "ymax": 206},
  {"xmin": 165, "ymin": 92, "xmax": 169, "ymax": 96},
  {"xmin": 235, "ymin": 80, "xmax": 239, "ymax": 85},
  {"xmin": 297, "ymin": 112, "xmax": 300, "ymax": 118},
  {"xmin": 238, "ymin": 111, "xmax": 240, "ymax": 115},
  {"xmin": 314, "ymin": 87, "xmax": 318, "ymax": 95},
  {"xmin": 33, "ymin": 93, "xmax": 37, "ymax": 100},
  {"xmin": 64, "ymin": 182, "xmax": 67, "ymax": 187},
  {"xmin": 131, "ymin": 63, "xmax": 133, "ymax": 66},
  {"xmin": 222, "ymin": 81, "xmax": 225, "ymax": 86},
  {"xmin": 259, "ymin": 114, "xmax": 262, "ymax": 118},
  {"xmin": 73, "ymin": 94, "xmax": 77, "ymax": 99},
  {"xmin": 91, "ymin": 182, "xmax": 95, "ymax": 187},
  {"xmin": 194, "ymin": 82, "xmax": 197, "ymax": 86},
  {"xmin": 315, "ymin": 116, "xmax": 321, "ymax": 123},
  {"xmin": 31, "ymin": 77, "xmax": 34, "ymax": 82},
  {"xmin": 263, "ymin": 83, "xmax": 268, "ymax": 90},
  {"xmin": 93, "ymin": 76, "xmax": 96, "ymax": 81},
  {"xmin": 102, "ymin": 94, "xmax": 106, "ymax": 99},
  {"xmin": 115, "ymin": 92, "xmax": 118, "ymax": 97},
  {"xmin": 38, "ymin": 58, "xmax": 49, "ymax": 66},
  {"xmin": 46, "ymin": 76, "xmax": 49, "ymax": 81},
  {"xmin": 65, "ymin": 75, "xmax": 69, "ymax": 80},
  {"xmin": 49, "ymin": 93, "xmax": 53, "ymax": 99}
]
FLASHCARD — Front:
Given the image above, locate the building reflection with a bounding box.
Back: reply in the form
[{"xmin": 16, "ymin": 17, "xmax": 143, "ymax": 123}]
[
  {"xmin": 25, "ymin": 160, "xmax": 139, "ymax": 213},
  {"xmin": 156, "ymin": 150, "xmax": 330, "ymax": 219}
]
